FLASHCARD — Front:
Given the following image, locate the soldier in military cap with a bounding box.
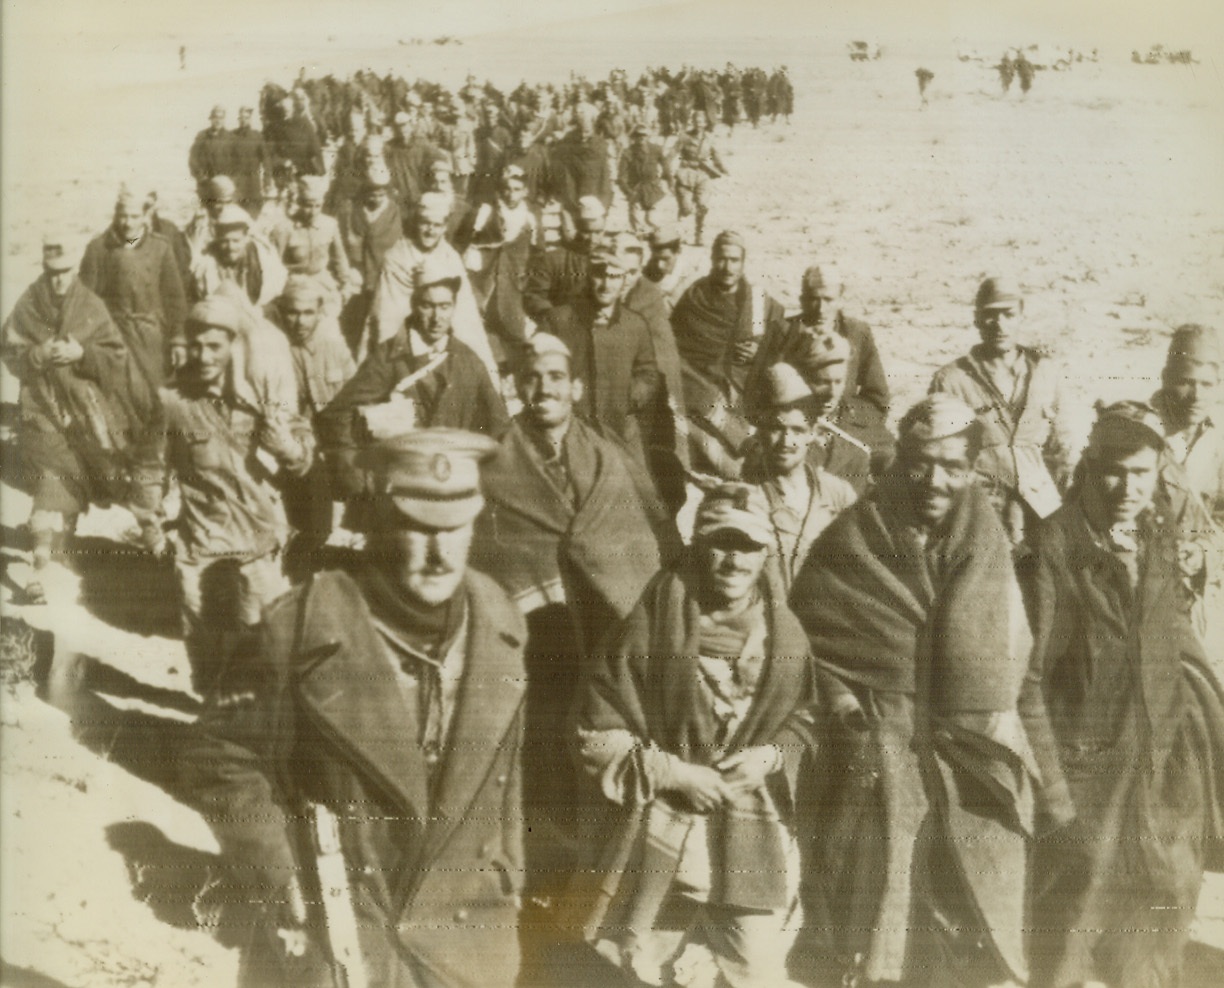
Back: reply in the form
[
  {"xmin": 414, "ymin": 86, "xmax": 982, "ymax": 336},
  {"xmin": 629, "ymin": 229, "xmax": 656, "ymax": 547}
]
[
  {"xmin": 139, "ymin": 295, "xmax": 314, "ymax": 696},
  {"xmin": 929, "ymin": 275, "xmax": 1078, "ymax": 544},
  {"xmin": 2, "ymin": 234, "xmax": 149, "ymax": 603},
  {"xmin": 572, "ymin": 482, "xmax": 817, "ymax": 988},
  {"xmin": 181, "ymin": 428, "xmax": 529, "ymax": 988},
  {"xmin": 188, "ymin": 104, "xmax": 232, "ymax": 194},
  {"xmin": 618, "ymin": 122, "xmax": 670, "ymax": 237},
  {"xmin": 791, "ymin": 394, "xmax": 1066, "ymax": 988},
  {"xmin": 1023, "ymin": 401, "xmax": 1224, "ymax": 988}
]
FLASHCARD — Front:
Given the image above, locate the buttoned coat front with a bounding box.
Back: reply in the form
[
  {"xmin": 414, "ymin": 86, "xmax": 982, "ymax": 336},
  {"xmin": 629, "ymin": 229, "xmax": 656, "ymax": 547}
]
[{"xmin": 180, "ymin": 568, "xmax": 528, "ymax": 988}]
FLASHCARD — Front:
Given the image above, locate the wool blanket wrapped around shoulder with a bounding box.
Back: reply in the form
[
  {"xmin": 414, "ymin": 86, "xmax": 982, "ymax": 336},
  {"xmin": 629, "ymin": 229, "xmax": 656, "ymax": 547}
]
[{"xmin": 571, "ymin": 565, "xmax": 818, "ymax": 928}]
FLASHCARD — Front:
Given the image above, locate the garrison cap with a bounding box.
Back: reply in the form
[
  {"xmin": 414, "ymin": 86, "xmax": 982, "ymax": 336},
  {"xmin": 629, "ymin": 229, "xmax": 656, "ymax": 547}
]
[
  {"xmin": 296, "ymin": 175, "xmax": 328, "ymax": 201},
  {"xmin": 1086, "ymin": 400, "xmax": 1166, "ymax": 456},
  {"xmin": 648, "ymin": 223, "xmax": 683, "ymax": 250},
  {"xmin": 414, "ymin": 253, "xmax": 463, "ymax": 296},
  {"xmin": 975, "ymin": 276, "xmax": 1023, "ymax": 310},
  {"xmin": 801, "ymin": 264, "xmax": 843, "ymax": 300},
  {"xmin": 361, "ymin": 428, "xmax": 499, "ymax": 529},
  {"xmin": 213, "ymin": 204, "xmax": 253, "ymax": 232},
  {"xmin": 577, "ymin": 195, "xmax": 606, "ymax": 222},
  {"xmin": 41, "ymin": 233, "xmax": 77, "ymax": 272},
  {"xmin": 898, "ymin": 394, "xmax": 978, "ymax": 446},
  {"xmin": 1165, "ymin": 324, "xmax": 1222, "ymax": 370},
  {"xmin": 280, "ymin": 273, "xmax": 327, "ymax": 305},
  {"xmin": 711, "ymin": 229, "xmax": 746, "ymax": 253},
  {"xmin": 186, "ymin": 295, "xmax": 244, "ymax": 337},
  {"xmin": 758, "ymin": 362, "xmax": 814, "ymax": 411},
  {"xmin": 204, "ymin": 175, "xmax": 237, "ymax": 201},
  {"xmin": 693, "ymin": 482, "xmax": 772, "ymax": 547},
  {"xmin": 416, "ymin": 191, "xmax": 451, "ymax": 223}
]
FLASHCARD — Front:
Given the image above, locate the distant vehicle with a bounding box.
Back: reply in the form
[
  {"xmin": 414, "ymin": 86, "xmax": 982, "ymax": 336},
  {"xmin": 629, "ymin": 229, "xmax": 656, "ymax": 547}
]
[{"xmin": 848, "ymin": 40, "xmax": 882, "ymax": 62}]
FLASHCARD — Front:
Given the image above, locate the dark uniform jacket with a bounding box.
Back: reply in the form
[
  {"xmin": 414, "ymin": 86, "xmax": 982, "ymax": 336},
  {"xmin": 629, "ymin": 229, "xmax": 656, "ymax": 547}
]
[
  {"xmin": 541, "ymin": 297, "xmax": 660, "ymax": 467},
  {"xmin": 188, "ymin": 127, "xmax": 232, "ymax": 184},
  {"xmin": 180, "ymin": 568, "xmax": 528, "ymax": 988},
  {"xmin": 319, "ymin": 328, "xmax": 509, "ymax": 496},
  {"xmin": 521, "ymin": 243, "xmax": 592, "ymax": 323}
]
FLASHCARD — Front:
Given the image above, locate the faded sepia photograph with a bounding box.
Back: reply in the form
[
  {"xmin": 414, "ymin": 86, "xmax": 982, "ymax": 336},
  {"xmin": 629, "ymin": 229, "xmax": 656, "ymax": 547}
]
[{"xmin": 2, "ymin": 1, "xmax": 1223, "ymax": 985}]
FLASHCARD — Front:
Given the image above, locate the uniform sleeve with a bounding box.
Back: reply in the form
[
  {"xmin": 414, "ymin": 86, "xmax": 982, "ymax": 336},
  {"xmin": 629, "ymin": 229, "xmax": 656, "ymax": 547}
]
[
  {"xmin": 1016, "ymin": 529, "xmax": 1077, "ymax": 832},
  {"xmin": 1042, "ymin": 363, "xmax": 1082, "ymax": 492},
  {"xmin": 316, "ymin": 342, "xmax": 398, "ymax": 496},
  {"xmin": 853, "ymin": 323, "xmax": 891, "ymax": 417},
  {"xmin": 628, "ymin": 319, "xmax": 661, "ymax": 413},
  {"xmin": 159, "ymin": 245, "xmax": 188, "ymax": 346},
  {"xmin": 521, "ymin": 249, "xmax": 554, "ymax": 322},
  {"xmin": 178, "ymin": 620, "xmax": 299, "ymax": 891}
]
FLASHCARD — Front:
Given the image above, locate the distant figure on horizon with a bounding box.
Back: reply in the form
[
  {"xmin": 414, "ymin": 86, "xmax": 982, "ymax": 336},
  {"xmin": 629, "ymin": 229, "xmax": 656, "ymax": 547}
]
[
  {"xmin": 179, "ymin": 45, "xmax": 186, "ymax": 71},
  {"xmin": 1017, "ymin": 52, "xmax": 1035, "ymax": 95},
  {"xmin": 998, "ymin": 52, "xmax": 1016, "ymax": 93},
  {"xmin": 915, "ymin": 68, "xmax": 934, "ymax": 106}
]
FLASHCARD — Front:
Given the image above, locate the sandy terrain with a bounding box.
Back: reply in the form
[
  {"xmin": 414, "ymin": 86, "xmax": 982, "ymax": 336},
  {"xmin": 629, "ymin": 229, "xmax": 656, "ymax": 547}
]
[{"xmin": 3, "ymin": 1, "xmax": 1224, "ymax": 984}]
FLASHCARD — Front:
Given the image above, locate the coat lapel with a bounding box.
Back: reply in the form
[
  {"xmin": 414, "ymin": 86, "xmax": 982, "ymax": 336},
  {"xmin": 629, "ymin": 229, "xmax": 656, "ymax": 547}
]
[
  {"xmin": 420, "ymin": 575, "xmax": 526, "ymax": 861},
  {"xmin": 293, "ymin": 577, "xmax": 431, "ymax": 819}
]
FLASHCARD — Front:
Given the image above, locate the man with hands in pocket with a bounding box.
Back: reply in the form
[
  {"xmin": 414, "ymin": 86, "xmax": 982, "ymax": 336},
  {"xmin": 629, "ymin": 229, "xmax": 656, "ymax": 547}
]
[{"xmin": 572, "ymin": 482, "xmax": 818, "ymax": 988}]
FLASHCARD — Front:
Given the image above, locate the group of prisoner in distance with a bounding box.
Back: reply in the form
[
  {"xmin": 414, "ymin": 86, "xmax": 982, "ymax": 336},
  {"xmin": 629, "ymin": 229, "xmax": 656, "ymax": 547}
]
[{"xmin": 3, "ymin": 61, "xmax": 1224, "ymax": 988}]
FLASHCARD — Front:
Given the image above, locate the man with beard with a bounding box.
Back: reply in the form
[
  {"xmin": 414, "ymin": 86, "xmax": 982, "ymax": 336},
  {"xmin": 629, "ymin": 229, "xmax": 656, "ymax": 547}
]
[
  {"xmin": 191, "ymin": 204, "xmax": 287, "ymax": 307},
  {"xmin": 1023, "ymin": 401, "xmax": 1224, "ymax": 988},
  {"xmin": 364, "ymin": 192, "xmax": 495, "ymax": 377},
  {"xmin": 539, "ymin": 248, "xmax": 661, "ymax": 478},
  {"xmin": 930, "ymin": 276, "xmax": 1077, "ymax": 545},
  {"xmin": 186, "ymin": 175, "xmax": 239, "ymax": 261},
  {"xmin": 457, "ymin": 163, "xmax": 539, "ymax": 370},
  {"xmin": 671, "ymin": 230, "xmax": 786, "ymax": 479},
  {"xmin": 743, "ymin": 362, "xmax": 857, "ymax": 589},
  {"xmin": 752, "ymin": 264, "xmax": 891, "ymax": 441},
  {"xmin": 522, "ymin": 195, "xmax": 607, "ymax": 324},
  {"xmin": 143, "ymin": 296, "xmax": 313, "ymax": 696},
  {"xmin": 268, "ymin": 275, "xmax": 356, "ymax": 574},
  {"xmin": 180, "ymin": 428, "xmax": 529, "ymax": 988},
  {"xmin": 321, "ymin": 261, "xmax": 508, "ymax": 506},
  {"xmin": 571, "ymin": 483, "xmax": 817, "ymax": 988},
  {"xmin": 2, "ymin": 235, "xmax": 152, "ymax": 603},
  {"xmin": 79, "ymin": 188, "xmax": 188, "ymax": 391},
  {"xmin": 471, "ymin": 334, "xmax": 674, "ymax": 965},
  {"xmin": 790, "ymin": 394, "xmax": 1069, "ymax": 988},
  {"xmin": 229, "ymin": 106, "xmax": 270, "ymax": 218},
  {"xmin": 188, "ymin": 105, "xmax": 232, "ymax": 193}
]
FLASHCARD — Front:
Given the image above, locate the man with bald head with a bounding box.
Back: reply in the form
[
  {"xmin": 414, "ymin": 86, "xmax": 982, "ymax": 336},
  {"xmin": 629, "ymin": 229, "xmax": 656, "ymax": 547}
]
[
  {"xmin": 188, "ymin": 105, "xmax": 232, "ymax": 193},
  {"xmin": 671, "ymin": 230, "xmax": 786, "ymax": 478},
  {"xmin": 930, "ymin": 275, "xmax": 1077, "ymax": 544}
]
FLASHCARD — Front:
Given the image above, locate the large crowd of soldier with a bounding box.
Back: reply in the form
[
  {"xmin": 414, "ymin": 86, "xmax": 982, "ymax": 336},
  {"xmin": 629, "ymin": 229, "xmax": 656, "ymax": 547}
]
[{"xmin": 3, "ymin": 61, "xmax": 1223, "ymax": 988}]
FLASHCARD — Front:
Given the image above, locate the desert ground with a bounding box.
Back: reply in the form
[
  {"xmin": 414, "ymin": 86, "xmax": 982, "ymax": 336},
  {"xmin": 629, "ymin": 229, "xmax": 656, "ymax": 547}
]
[{"xmin": 2, "ymin": 1, "xmax": 1224, "ymax": 985}]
